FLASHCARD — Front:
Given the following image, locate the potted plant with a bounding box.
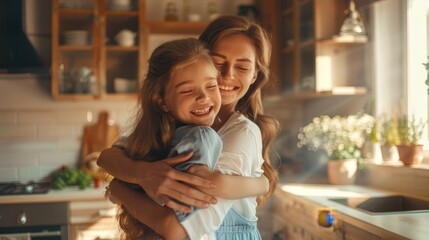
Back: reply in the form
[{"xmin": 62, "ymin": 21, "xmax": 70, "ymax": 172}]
[
  {"xmin": 396, "ymin": 115, "xmax": 426, "ymax": 166},
  {"xmin": 379, "ymin": 117, "xmax": 400, "ymax": 162},
  {"xmin": 297, "ymin": 114, "xmax": 374, "ymax": 184}
]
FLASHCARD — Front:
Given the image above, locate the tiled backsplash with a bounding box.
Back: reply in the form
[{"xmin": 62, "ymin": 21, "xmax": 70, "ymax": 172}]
[
  {"xmin": 0, "ymin": 76, "xmax": 137, "ymax": 182},
  {"xmin": 0, "ymin": 109, "xmax": 135, "ymax": 182}
]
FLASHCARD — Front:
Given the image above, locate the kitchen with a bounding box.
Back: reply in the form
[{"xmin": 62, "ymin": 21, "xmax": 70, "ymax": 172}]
[{"xmin": 1, "ymin": 0, "xmax": 429, "ymax": 239}]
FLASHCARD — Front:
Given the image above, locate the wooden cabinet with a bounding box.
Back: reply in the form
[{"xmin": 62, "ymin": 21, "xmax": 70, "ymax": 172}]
[
  {"xmin": 271, "ymin": 189, "xmax": 402, "ymax": 240},
  {"xmin": 262, "ymin": 0, "xmax": 368, "ymax": 99},
  {"xmin": 51, "ymin": 0, "xmax": 207, "ymax": 100},
  {"xmin": 69, "ymin": 199, "xmax": 119, "ymax": 240},
  {"xmin": 51, "ymin": 0, "xmax": 145, "ymax": 100},
  {"xmin": 271, "ymin": 189, "xmax": 338, "ymax": 240}
]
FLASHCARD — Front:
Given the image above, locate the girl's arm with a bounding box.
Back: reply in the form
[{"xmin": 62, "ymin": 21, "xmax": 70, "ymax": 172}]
[
  {"xmin": 97, "ymin": 146, "xmax": 217, "ymax": 212},
  {"xmin": 186, "ymin": 165, "xmax": 269, "ymax": 199},
  {"xmin": 108, "ymin": 178, "xmax": 188, "ymax": 240}
]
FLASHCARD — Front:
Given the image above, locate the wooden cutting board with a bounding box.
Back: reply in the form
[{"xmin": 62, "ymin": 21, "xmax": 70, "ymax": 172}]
[{"xmin": 80, "ymin": 111, "xmax": 120, "ymax": 178}]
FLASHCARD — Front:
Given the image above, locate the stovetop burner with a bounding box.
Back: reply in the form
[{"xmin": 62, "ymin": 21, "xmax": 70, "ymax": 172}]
[{"xmin": 0, "ymin": 181, "xmax": 51, "ymax": 195}]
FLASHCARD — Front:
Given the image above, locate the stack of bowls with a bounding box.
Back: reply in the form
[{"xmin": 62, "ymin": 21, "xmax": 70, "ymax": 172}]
[
  {"xmin": 63, "ymin": 31, "xmax": 90, "ymax": 45},
  {"xmin": 108, "ymin": 0, "xmax": 132, "ymax": 10}
]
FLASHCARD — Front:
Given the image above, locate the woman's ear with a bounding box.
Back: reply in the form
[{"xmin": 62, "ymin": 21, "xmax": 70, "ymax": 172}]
[
  {"xmin": 251, "ymin": 69, "xmax": 259, "ymax": 84},
  {"xmin": 157, "ymin": 98, "xmax": 169, "ymax": 112}
]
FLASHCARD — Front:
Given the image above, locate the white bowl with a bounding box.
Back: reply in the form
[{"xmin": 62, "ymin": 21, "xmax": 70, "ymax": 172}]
[{"xmin": 114, "ymin": 78, "xmax": 137, "ymax": 93}]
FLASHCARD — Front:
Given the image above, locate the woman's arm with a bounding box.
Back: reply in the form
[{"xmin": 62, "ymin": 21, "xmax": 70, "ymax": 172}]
[
  {"xmin": 187, "ymin": 165, "xmax": 269, "ymax": 199},
  {"xmin": 108, "ymin": 178, "xmax": 188, "ymax": 240},
  {"xmin": 97, "ymin": 146, "xmax": 217, "ymax": 212}
]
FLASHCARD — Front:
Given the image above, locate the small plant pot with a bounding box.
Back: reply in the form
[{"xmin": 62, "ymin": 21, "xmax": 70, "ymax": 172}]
[
  {"xmin": 397, "ymin": 144, "xmax": 424, "ymax": 166},
  {"xmin": 380, "ymin": 144, "xmax": 399, "ymax": 163},
  {"xmin": 327, "ymin": 159, "xmax": 357, "ymax": 185}
]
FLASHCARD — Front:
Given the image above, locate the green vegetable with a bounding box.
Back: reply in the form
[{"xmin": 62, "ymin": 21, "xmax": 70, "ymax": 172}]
[{"xmin": 52, "ymin": 167, "xmax": 93, "ymax": 190}]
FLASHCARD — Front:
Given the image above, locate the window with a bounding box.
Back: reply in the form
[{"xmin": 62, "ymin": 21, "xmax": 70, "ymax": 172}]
[{"xmin": 374, "ymin": 0, "xmax": 429, "ymax": 163}]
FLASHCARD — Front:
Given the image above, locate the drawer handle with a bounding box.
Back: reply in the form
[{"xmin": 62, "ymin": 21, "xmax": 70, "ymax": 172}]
[{"xmin": 0, "ymin": 231, "xmax": 61, "ymax": 237}]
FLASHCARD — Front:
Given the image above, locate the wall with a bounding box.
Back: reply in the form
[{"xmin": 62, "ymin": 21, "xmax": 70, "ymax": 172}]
[{"xmin": 0, "ymin": 75, "xmax": 137, "ymax": 182}]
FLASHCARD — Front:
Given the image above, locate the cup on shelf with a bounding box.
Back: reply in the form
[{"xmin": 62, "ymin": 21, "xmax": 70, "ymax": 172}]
[{"xmin": 115, "ymin": 29, "xmax": 136, "ymax": 47}]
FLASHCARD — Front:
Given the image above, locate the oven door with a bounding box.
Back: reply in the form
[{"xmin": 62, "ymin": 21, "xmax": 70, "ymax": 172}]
[{"xmin": 0, "ymin": 202, "xmax": 69, "ymax": 240}]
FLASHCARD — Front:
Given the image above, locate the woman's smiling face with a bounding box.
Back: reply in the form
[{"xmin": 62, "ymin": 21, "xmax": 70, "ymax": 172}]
[{"xmin": 211, "ymin": 34, "xmax": 258, "ymax": 110}]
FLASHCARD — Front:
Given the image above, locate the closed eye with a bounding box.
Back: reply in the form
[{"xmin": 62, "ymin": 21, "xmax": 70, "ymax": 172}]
[{"xmin": 180, "ymin": 89, "xmax": 193, "ymax": 94}]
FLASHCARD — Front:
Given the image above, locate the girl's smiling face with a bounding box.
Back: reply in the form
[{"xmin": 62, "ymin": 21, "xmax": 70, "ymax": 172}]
[
  {"xmin": 211, "ymin": 34, "xmax": 259, "ymax": 110},
  {"xmin": 162, "ymin": 59, "xmax": 221, "ymax": 126}
]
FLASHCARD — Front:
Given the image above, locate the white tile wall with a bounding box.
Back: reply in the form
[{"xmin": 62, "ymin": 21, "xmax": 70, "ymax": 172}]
[{"xmin": 0, "ymin": 77, "xmax": 137, "ymax": 182}]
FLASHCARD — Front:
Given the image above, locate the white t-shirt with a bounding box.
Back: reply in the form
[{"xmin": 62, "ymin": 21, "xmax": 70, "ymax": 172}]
[{"xmin": 181, "ymin": 112, "xmax": 264, "ymax": 240}]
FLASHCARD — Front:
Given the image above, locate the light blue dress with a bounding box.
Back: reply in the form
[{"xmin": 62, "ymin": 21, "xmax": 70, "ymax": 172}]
[
  {"xmin": 215, "ymin": 208, "xmax": 262, "ymax": 239},
  {"xmin": 168, "ymin": 125, "xmax": 223, "ymax": 222}
]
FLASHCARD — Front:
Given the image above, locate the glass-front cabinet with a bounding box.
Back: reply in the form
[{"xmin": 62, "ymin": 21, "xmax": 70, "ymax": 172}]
[{"xmin": 51, "ymin": 0, "xmax": 144, "ymax": 100}]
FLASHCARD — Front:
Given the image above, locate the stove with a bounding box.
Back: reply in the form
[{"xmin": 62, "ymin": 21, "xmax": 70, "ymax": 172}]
[{"xmin": 0, "ymin": 181, "xmax": 51, "ymax": 195}]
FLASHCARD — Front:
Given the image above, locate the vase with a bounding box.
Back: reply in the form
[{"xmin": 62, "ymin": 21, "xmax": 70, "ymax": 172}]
[
  {"xmin": 327, "ymin": 159, "xmax": 358, "ymax": 185},
  {"xmin": 396, "ymin": 144, "xmax": 424, "ymax": 166},
  {"xmin": 380, "ymin": 144, "xmax": 399, "ymax": 163}
]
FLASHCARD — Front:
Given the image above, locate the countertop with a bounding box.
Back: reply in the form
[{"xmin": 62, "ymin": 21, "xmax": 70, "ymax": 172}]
[
  {"xmin": 279, "ymin": 184, "xmax": 429, "ymax": 240},
  {"xmin": 0, "ymin": 185, "xmax": 107, "ymax": 204}
]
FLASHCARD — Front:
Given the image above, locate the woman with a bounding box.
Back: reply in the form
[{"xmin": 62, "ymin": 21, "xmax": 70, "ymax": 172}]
[{"xmin": 98, "ymin": 15, "xmax": 279, "ymax": 239}]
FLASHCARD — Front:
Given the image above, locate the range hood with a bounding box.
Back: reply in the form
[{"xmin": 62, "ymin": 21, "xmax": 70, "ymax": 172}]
[{"xmin": 0, "ymin": 0, "xmax": 50, "ymax": 74}]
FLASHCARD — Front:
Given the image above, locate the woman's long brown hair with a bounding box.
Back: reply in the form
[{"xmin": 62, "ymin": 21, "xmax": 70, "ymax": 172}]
[
  {"xmin": 118, "ymin": 38, "xmax": 215, "ymax": 240},
  {"xmin": 199, "ymin": 15, "xmax": 280, "ymax": 205}
]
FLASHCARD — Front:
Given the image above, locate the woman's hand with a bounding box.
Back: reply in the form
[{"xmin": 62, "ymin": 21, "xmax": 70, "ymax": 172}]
[
  {"xmin": 98, "ymin": 147, "xmax": 218, "ymax": 212},
  {"xmin": 135, "ymin": 153, "xmax": 218, "ymax": 213}
]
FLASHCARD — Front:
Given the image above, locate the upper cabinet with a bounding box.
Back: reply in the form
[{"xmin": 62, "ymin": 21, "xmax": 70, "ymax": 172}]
[
  {"xmin": 262, "ymin": 0, "xmax": 369, "ymax": 99},
  {"xmin": 51, "ymin": 0, "xmax": 145, "ymax": 100},
  {"xmin": 51, "ymin": 0, "xmax": 207, "ymax": 100}
]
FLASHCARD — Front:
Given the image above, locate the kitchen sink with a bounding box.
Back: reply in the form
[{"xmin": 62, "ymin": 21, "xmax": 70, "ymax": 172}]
[{"xmin": 329, "ymin": 195, "xmax": 429, "ymax": 214}]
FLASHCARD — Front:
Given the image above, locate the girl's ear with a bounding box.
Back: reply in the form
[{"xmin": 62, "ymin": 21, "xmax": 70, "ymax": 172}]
[{"xmin": 157, "ymin": 98, "xmax": 169, "ymax": 112}]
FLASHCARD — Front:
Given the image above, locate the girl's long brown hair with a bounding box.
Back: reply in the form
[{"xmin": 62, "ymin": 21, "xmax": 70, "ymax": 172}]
[
  {"xmin": 199, "ymin": 15, "xmax": 280, "ymax": 205},
  {"xmin": 118, "ymin": 38, "xmax": 215, "ymax": 240}
]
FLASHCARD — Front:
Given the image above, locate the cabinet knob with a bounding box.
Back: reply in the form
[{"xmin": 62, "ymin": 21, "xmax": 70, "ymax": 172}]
[
  {"xmin": 17, "ymin": 212, "xmax": 27, "ymax": 225},
  {"xmin": 318, "ymin": 209, "xmax": 335, "ymax": 228}
]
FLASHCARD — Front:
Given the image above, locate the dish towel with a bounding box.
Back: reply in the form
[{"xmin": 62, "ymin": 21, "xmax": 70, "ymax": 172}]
[{"xmin": 0, "ymin": 233, "xmax": 30, "ymax": 240}]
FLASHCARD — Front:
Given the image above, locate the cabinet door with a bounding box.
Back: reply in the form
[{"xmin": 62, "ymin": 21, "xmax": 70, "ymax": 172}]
[
  {"xmin": 51, "ymin": 0, "xmax": 99, "ymax": 100},
  {"xmin": 341, "ymin": 222, "xmax": 381, "ymax": 240},
  {"xmin": 70, "ymin": 199, "xmax": 120, "ymax": 240},
  {"xmin": 51, "ymin": 0, "xmax": 145, "ymax": 100},
  {"xmin": 100, "ymin": 0, "xmax": 145, "ymax": 99}
]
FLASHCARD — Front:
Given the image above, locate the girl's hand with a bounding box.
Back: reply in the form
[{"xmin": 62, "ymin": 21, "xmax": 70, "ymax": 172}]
[{"xmin": 136, "ymin": 153, "xmax": 218, "ymax": 213}]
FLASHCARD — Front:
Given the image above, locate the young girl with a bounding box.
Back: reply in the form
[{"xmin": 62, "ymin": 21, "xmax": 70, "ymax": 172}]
[{"xmin": 112, "ymin": 37, "xmax": 269, "ymax": 239}]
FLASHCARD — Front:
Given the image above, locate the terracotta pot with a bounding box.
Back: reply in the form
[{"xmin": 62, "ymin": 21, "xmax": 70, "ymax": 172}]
[
  {"xmin": 396, "ymin": 144, "xmax": 424, "ymax": 166},
  {"xmin": 327, "ymin": 159, "xmax": 357, "ymax": 185}
]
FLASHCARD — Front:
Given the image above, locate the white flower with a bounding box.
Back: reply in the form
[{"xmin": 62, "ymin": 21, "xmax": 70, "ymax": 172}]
[{"xmin": 297, "ymin": 114, "xmax": 375, "ymax": 160}]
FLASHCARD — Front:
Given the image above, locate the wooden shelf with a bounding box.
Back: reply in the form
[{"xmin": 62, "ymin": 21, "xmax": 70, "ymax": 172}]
[
  {"xmin": 147, "ymin": 21, "xmax": 208, "ymax": 34},
  {"xmin": 318, "ymin": 35, "xmax": 368, "ymax": 45},
  {"xmin": 105, "ymin": 10, "xmax": 139, "ymax": 16},
  {"xmin": 59, "ymin": 9, "xmax": 93, "ymax": 15},
  {"xmin": 59, "ymin": 45, "xmax": 93, "ymax": 51},
  {"xmin": 265, "ymin": 87, "xmax": 368, "ymax": 102},
  {"xmin": 106, "ymin": 46, "xmax": 139, "ymax": 51}
]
